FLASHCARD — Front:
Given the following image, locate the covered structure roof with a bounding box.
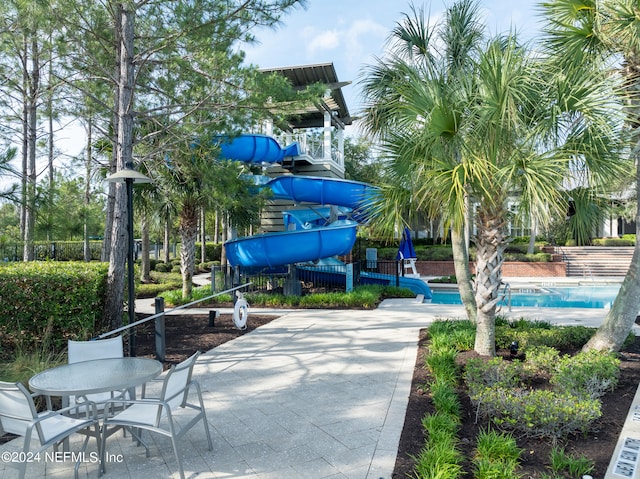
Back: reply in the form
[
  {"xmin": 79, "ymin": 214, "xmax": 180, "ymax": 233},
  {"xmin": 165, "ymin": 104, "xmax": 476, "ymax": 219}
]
[{"xmin": 260, "ymin": 63, "xmax": 352, "ymax": 129}]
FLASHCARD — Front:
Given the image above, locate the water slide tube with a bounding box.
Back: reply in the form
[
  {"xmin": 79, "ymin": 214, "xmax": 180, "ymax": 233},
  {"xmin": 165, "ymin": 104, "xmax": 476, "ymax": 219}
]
[
  {"xmin": 215, "ymin": 134, "xmax": 300, "ymax": 164},
  {"xmin": 224, "ymin": 175, "xmax": 374, "ymax": 268},
  {"xmin": 218, "ymin": 134, "xmax": 432, "ymax": 298}
]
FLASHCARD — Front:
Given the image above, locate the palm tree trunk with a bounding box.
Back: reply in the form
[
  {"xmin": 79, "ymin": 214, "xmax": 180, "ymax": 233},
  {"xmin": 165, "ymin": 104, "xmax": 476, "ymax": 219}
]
[
  {"xmin": 179, "ymin": 203, "xmax": 198, "ymax": 299},
  {"xmin": 473, "ymin": 210, "xmax": 507, "ymax": 356},
  {"xmin": 451, "ymin": 228, "xmax": 477, "ymax": 323},
  {"xmin": 140, "ymin": 212, "xmax": 151, "ymax": 282},
  {"xmin": 584, "ymin": 145, "xmax": 640, "ymax": 352},
  {"xmin": 527, "ymin": 217, "xmax": 537, "ymax": 255},
  {"xmin": 163, "ymin": 220, "xmax": 171, "ymax": 263}
]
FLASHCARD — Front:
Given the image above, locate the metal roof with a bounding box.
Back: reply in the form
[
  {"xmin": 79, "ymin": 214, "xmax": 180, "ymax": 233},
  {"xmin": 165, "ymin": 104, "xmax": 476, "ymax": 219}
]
[{"xmin": 260, "ymin": 63, "xmax": 352, "ymax": 128}]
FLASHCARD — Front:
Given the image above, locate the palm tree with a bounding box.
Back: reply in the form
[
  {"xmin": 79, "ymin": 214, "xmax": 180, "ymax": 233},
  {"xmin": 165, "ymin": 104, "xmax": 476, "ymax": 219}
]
[
  {"xmin": 542, "ymin": 0, "xmax": 640, "ymax": 352},
  {"xmin": 360, "ymin": 0, "xmax": 625, "ymax": 356},
  {"xmin": 360, "ymin": 0, "xmax": 483, "ymax": 324}
]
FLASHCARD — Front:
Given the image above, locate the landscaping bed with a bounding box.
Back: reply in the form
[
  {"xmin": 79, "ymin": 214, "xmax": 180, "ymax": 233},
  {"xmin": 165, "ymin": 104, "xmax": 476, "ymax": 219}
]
[{"xmin": 133, "ymin": 311, "xmax": 640, "ymax": 478}]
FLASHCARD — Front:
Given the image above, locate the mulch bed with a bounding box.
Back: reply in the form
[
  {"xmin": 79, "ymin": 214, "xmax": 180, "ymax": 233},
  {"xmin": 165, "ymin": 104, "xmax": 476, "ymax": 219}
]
[
  {"xmin": 392, "ymin": 332, "xmax": 640, "ymax": 478},
  {"xmin": 133, "ymin": 312, "xmax": 280, "ymax": 368}
]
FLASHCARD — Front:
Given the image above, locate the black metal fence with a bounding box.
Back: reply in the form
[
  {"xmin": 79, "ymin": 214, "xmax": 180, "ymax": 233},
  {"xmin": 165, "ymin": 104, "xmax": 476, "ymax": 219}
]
[
  {"xmin": 0, "ymin": 242, "xmax": 104, "ymax": 262},
  {"xmin": 212, "ymin": 259, "xmax": 402, "ymax": 295}
]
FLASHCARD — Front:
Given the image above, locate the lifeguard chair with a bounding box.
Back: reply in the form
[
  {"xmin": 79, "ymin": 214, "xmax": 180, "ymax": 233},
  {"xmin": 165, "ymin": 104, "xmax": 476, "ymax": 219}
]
[{"xmin": 397, "ymin": 227, "xmax": 419, "ymax": 278}]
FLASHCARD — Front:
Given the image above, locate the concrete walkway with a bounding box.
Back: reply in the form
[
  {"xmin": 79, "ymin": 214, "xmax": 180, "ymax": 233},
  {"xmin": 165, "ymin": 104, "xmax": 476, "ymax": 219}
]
[{"xmin": 0, "ymin": 288, "xmax": 630, "ymax": 479}]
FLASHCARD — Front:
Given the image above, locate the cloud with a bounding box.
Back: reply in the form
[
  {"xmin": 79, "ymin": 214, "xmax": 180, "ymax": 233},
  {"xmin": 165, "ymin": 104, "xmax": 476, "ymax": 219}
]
[
  {"xmin": 344, "ymin": 19, "xmax": 388, "ymax": 63},
  {"xmin": 306, "ymin": 28, "xmax": 341, "ymax": 56},
  {"xmin": 303, "ymin": 18, "xmax": 389, "ymax": 65}
]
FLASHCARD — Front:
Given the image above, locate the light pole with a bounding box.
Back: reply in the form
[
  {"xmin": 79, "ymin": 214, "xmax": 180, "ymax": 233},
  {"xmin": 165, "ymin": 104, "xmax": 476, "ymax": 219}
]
[{"xmin": 107, "ymin": 162, "xmax": 151, "ymax": 356}]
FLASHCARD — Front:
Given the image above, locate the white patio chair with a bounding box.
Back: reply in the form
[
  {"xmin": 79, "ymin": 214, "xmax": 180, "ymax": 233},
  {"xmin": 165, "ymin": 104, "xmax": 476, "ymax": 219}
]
[
  {"xmin": 0, "ymin": 381, "xmax": 100, "ymax": 479},
  {"xmin": 67, "ymin": 335, "xmax": 128, "ymax": 411},
  {"xmin": 100, "ymin": 351, "xmax": 213, "ymax": 478}
]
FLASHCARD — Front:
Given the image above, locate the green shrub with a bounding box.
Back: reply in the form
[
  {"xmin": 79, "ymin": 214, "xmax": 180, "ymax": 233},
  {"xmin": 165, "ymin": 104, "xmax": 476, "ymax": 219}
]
[
  {"xmin": 430, "ymin": 378, "xmax": 461, "ymax": 417},
  {"xmin": 0, "ymin": 262, "xmax": 108, "ymax": 352},
  {"xmin": 154, "ymin": 262, "xmax": 171, "ymax": 272},
  {"xmin": 195, "ymin": 242, "xmax": 222, "ymax": 262},
  {"xmin": 465, "ymin": 350, "xmax": 611, "ymax": 439},
  {"xmin": 417, "ymin": 247, "xmax": 454, "ymax": 261},
  {"xmin": 159, "ymin": 285, "xmax": 218, "ymax": 306},
  {"xmin": 464, "ymin": 357, "xmax": 520, "ymax": 393},
  {"xmin": 138, "ymin": 281, "xmax": 181, "ymax": 298},
  {"xmin": 549, "ymin": 446, "xmax": 594, "ymax": 478},
  {"xmin": 473, "ymin": 429, "xmax": 522, "ymax": 479},
  {"xmin": 496, "ymin": 323, "xmax": 594, "ymax": 351},
  {"xmin": 415, "ymin": 412, "xmax": 464, "ymax": 479},
  {"xmin": 429, "ymin": 275, "xmax": 457, "ymax": 283},
  {"xmin": 0, "ymin": 319, "xmax": 65, "ymax": 387},
  {"xmin": 425, "ymin": 348, "xmax": 459, "ymax": 381},
  {"xmin": 519, "ymin": 345, "xmax": 559, "ymax": 378},
  {"xmin": 551, "ymin": 350, "xmax": 619, "ymax": 399},
  {"xmin": 428, "ymin": 319, "xmax": 475, "ymax": 351},
  {"xmin": 592, "ymin": 237, "xmax": 635, "ymax": 246},
  {"xmin": 470, "ymin": 386, "xmax": 601, "ymax": 439},
  {"xmin": 159, "ymin": 284, "xmax": 409, "ymax": 309}
]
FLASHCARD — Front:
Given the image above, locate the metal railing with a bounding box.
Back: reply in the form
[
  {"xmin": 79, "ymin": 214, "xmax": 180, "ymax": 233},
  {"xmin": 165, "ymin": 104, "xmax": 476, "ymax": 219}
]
[
  {"xmin": 213, "ymin": 260, "xmax": 404, "ymax": 295},
  {"xmin": 497, "ymin": 282, "xmax": 512, "ymax": 312},
  {"xmin": 96, "ymin": 283, "xmax": 252, "ymax": 360}
]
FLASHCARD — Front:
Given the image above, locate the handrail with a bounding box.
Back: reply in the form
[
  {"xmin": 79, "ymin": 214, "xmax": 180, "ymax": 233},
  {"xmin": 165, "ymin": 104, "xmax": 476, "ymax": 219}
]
[
  {"xmin": 96, "ymin": 282, "xmax": 253, "ymax": 340},
  {"xmin": 497, "ymin": 282, "xmax": 512, "ymax": 312}
]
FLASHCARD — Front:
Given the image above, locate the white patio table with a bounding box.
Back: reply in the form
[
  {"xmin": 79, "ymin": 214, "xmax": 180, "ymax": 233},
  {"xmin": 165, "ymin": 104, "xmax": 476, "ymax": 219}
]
[{"xmin": 29, "ymin": 357, "xmax": 162, "ymax": 399}]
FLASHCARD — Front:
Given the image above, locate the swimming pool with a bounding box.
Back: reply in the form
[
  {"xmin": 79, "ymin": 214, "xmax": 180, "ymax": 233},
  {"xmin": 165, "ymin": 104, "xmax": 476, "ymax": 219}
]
[{"xmin": 429, "ymin": 285, "xmax": 621, "ymax": 308}]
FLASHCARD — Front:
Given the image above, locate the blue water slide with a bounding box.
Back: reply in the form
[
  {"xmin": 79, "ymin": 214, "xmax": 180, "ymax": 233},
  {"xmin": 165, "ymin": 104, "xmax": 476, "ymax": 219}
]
[
  {"xmin": 215, "ymin": 134, "xmax": 300, "ymax": 164},
  {"xmin": 225, "ymin": 220, "xmax": 357, "ymax": 269},
  {"xmin": 224, "ymin": 174, "xmax": 378, "ymax": 268},
  {"xmin": 219, "ymin": 134, "xmax": 432, "ymax": 299}
]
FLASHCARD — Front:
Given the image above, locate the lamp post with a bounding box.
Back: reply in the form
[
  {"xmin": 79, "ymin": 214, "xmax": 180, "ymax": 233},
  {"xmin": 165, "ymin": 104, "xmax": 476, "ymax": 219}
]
[{"xmin": 107, "ymin": 162, "xmax": 151, "ymax": 356}]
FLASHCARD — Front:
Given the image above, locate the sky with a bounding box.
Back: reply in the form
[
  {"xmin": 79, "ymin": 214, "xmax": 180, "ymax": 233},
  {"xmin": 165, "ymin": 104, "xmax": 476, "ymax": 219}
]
[
  {"xmin": 47, "ymin": 0, "xmax": 546, "ymax": 161},
  {"xmin": 242, "ymin": 0, "xmax": 544, "ymax": 131}
]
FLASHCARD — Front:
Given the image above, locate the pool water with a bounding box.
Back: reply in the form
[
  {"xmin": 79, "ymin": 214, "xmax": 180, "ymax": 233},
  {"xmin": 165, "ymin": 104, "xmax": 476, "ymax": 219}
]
[{"xmin": 429, "ymin": 285, "xmax": 621, "ymax": 309}]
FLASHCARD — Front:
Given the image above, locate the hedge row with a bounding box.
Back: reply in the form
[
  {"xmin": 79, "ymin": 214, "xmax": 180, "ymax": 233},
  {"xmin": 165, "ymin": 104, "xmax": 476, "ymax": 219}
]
[{"xmin": 0, "ymin": 262, "xmax": 109, "ymax": 354}]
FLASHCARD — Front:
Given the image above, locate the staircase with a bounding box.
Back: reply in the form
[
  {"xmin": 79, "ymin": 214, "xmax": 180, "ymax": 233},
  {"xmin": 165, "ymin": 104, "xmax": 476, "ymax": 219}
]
[{"xmin": 559, "ymin": 246, "xmax": 634, "ymax": 277}]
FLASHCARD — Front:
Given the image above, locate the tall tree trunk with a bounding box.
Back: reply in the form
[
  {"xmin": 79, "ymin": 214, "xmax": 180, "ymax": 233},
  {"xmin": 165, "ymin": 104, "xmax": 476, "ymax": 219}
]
[
  {"xmin": 214, "ymin": 209, "xmax": 219, "ymax": 243},
  {"xmin": 140, "ymin": 211, "xmax": 151, "ymax": 282},
  {"xmin": 46, "ymin": 37, "xmax": 54, "ymax": 242},
  {"xmin": 584, "ymin": 147, "xmax": 640, "ymax": 352},
  {"xmin": 83, "ymin": 119, "xmax": 92, "ymax": 262},
  {"xmin": 527, "ymin": 216, "xmax": 537, "ymax": 255},
  {"xmin": 220, "ymin": 213, "xmax": 228, "ymax": 269},
  {"xmin": 180, "ymin": 202, "xmax": 198, "ymax": 298},
  {"xmin": 473, "ymin": 210, "xmax": 507, "ymax": 356},
  {"xmin": 20, "ymin": 34, "xmax": 28, "ymax": 252},
  {"xmin": 451, "ymin": 228, "xmax": 477, "ymax": 323},
  {"xmin": 102, "ymin": 183, "xmax": 116, "ymax": 262},
  {"xmin": 163, "ymin": 219, "xmax": 171, "ymax": 263},
  {"xmin": 200, "ymin": 205, "xmax": 206, "ymax": 264},
  {"xmin": 584, "ymin": 55, "xmax": 640, "ymax": 352},
  {"xmin": 23, "ymin": 36, "xmax": 39, "ymax": 262},
  {"xmin": 104, "ymin": 3, "xmax": 136, "ymax": 330}
]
